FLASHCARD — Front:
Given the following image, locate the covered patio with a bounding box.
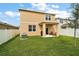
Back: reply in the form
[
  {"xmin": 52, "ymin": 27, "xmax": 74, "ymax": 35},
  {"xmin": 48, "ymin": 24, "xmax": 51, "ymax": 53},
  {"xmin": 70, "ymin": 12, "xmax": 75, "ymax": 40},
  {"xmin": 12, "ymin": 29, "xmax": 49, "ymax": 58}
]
[{"xmin": 39, "ymin": 21, "xmax": 59, "ymax": 37}]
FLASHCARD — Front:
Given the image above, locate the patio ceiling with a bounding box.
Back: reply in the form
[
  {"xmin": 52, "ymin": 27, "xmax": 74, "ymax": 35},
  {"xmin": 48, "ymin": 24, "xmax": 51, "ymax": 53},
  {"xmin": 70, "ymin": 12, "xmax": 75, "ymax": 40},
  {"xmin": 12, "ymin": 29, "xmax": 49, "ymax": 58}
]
[{"xmin": 39, "ymin": 21, "xmax": 59, "ymax": 25}]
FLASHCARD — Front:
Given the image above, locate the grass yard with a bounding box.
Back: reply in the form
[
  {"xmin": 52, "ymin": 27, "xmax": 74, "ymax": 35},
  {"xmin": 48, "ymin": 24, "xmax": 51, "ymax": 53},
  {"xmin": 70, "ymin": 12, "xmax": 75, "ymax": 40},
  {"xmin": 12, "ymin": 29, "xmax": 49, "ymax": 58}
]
[{"xmin": 0, "ymin": 35, "xmax": 79, "ymax": 56}]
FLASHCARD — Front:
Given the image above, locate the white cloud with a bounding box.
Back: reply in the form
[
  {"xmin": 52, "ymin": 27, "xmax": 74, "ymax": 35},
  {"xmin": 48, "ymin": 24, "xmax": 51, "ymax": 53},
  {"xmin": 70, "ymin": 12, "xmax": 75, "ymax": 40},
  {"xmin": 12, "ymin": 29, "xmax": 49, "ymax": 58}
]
[
  {"xmin": 0, "ymin": 12, "xmax": 2, "ymax": 15},
  {"xmin": 2, "ymin": 20, "xmax": 8, "ymax": 23},
  {"xmin": 16, "ymin": 17, "xmax": 20, "ymax": 20},
  {"xmin": 31, "ymin": 3, "xmax": 59, "ymax": 11},
  {"xmin": 16, "ymin": 12, "xmax": 20, "ymax": 16},
  {"xmin": 19, "ymin": 4, "xmax": 24, "ymax": 7},
  {"xmin": 56, "ymin": 11, "xmax": 71, "ymax": 18},
  {"xmin": 31, "ymin": 3, "xmax": 71, "ymax": 18},
  {"xmin": 51, "ymin": 4, "xmax": 59, "ymax": 8},
  {"xmin": 5, "ymin": 11, "xmax": 14, "ymax": 17},
  {"xmin": 31, "ymin": 3, "xmax": 47, "ymax": 11},
  {"xmin": 31, "ymin": 3, "xmax": 38, "ymax": 6},
  {"xmin": 0, "ymin": 19, "xmax": 8, "ymax": 23},
  {"xmin": 4, "ymin": 11, "xmax": 20, "ymax": 18},
  {"xmin": 46, "ymin": 9, "xmax": 71, "ymax": 19}
]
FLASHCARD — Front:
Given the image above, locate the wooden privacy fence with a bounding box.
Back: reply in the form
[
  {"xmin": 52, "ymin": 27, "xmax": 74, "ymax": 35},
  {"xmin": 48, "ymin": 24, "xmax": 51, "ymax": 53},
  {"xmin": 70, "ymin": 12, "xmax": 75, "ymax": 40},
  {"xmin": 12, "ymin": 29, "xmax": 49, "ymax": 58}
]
[{"xmin": 0, "ymin": 29, "xmax": 19, "ymax": 45}]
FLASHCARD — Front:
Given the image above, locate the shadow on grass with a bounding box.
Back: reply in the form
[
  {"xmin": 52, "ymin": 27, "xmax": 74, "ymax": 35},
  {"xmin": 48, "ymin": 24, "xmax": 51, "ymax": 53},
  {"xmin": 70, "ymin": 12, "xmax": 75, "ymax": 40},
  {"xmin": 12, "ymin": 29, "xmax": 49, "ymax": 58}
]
[{"xmin": 0, "ymin": 34, "xmax": 19, "ymax": 56}]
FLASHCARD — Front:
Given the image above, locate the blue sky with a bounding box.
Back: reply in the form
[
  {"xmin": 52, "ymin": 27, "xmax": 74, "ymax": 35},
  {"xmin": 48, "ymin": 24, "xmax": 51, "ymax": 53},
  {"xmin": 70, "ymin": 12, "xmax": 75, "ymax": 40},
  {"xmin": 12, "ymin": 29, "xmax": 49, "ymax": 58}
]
[{"xmin": 0, "ymin": 3, "xmax": 71, "ymax": 26}]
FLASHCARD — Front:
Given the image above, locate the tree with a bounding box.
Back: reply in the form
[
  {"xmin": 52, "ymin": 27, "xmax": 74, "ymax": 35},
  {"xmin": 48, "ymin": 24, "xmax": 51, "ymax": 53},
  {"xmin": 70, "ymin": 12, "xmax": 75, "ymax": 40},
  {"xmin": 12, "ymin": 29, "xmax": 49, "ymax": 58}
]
[{"xmin": 71, "ymin": 3, "xmax": 79, "ymax": 47}]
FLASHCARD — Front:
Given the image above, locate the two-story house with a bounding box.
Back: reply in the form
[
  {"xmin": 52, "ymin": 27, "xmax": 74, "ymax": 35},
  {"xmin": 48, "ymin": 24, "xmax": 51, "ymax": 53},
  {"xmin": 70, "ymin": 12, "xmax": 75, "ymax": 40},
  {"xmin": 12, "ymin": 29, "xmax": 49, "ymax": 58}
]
[{"xmin": 19, "ymin": 9, "xmax": 59, "ymax": 37}]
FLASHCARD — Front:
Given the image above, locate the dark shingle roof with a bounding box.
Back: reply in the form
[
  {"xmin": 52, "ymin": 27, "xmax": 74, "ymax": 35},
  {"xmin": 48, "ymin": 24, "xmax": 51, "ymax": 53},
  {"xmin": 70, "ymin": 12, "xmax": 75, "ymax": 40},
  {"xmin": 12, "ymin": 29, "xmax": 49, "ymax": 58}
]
[
  {"xmin": 19, "ymin": 9, "xmax": 55, "ymax": 16},
  {"xmin": 0, "ymin": 21, "xmax": 19, "ymax": 29}
]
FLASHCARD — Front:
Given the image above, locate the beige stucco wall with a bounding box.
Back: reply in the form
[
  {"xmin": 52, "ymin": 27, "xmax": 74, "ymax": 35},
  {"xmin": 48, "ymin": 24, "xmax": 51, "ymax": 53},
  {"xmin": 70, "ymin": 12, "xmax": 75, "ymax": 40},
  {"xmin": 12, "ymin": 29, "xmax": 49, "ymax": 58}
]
[{"xmin": 20, "ymin": 10, "xmax": 57, "ymax": 36}]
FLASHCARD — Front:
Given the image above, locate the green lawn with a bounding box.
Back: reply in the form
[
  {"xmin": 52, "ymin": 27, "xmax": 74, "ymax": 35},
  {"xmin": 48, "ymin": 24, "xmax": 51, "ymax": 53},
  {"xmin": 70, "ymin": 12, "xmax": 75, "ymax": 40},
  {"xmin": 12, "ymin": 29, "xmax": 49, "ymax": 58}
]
[{"xmin": 0, "ymin": 35, "xmax": 79, "ymax": 56}]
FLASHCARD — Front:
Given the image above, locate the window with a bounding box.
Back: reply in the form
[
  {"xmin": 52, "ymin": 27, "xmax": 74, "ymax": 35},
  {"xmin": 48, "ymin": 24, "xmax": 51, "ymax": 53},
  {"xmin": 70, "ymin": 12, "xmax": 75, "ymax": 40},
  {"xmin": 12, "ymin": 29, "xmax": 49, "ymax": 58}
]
[
  {"xmin": 46, "ymin": 14, "xmax": 48, "ymax": 20},
  {"xmin": 60, "ymin": 19, "xmax": 63, "ymax": 23},
  {"xmin": 33, "ymin": 25, "xmax": 36, "ymax": 31},
  {"xmin": 49, "ymin": 15, "xmax": 51, "ymax": 20},
  {"xmin": 28, "ymin": 25, "xmax": 36, "ymax": 32},
  {"xmin": 29, "ymin": 25, "xmax": 32, "ymax": 31},
  {"xmin": 45, "ymin": 14, "xmax": 51, "ymax": 20}
]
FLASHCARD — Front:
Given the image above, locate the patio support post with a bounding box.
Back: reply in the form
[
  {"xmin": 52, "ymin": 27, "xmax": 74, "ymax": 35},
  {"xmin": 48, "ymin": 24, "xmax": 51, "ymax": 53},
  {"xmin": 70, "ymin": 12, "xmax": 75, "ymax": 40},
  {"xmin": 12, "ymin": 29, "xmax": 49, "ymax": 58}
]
[
  {"xmin": 43, "ymin": 23, "xmax": 46, "ymax": 37},
  {"xmin": 56, "ymin": 24, "xmax": 59, "ymax": 36}
]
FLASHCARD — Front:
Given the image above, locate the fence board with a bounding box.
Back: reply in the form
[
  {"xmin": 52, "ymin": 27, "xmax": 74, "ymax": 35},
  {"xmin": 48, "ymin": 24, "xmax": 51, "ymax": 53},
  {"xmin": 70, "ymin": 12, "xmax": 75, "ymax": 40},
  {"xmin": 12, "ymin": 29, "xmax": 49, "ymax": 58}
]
[
  {"xmin": 59, "ymin": 28, "xmax": 79, "ymax": 38},
  {"xmin": 0, "ymin": 29, "xmax": 19, "ymax": 45}
]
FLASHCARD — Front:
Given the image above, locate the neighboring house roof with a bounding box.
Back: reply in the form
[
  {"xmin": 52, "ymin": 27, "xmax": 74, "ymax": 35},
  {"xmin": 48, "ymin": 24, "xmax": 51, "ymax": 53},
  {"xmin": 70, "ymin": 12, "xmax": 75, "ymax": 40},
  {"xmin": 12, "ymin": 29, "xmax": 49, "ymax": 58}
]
[
  {"xmin": 56, "ymin": 18, "xmax": 71, "ymax": 24},
  {"xmin": 0, "ymin": 21, "xmax": 19, "ymax": 29},
  {"xmin": 61, "ymin": 24, "xmax": 69, "ymax": 28},
  {"xmin": 19, "ymin": 9, "xmax": 55, "ymax": 16}
]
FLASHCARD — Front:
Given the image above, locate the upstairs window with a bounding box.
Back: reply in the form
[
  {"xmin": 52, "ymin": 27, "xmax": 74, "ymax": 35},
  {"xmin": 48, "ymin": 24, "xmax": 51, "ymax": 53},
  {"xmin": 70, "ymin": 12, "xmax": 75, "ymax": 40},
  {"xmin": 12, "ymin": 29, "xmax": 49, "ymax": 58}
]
[{"xmin": 45, "ymin": 14, "xmax": 51, "ymax": 20}]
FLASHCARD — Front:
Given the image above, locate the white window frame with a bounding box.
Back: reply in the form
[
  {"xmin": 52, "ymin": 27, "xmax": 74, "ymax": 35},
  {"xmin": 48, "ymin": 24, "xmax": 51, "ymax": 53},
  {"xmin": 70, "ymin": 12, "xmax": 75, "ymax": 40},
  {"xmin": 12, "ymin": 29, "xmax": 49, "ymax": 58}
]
[
  {"xmin": 45, "ymin": 14, "xmax": 51, "ymax": 20},
  {"xmin": 28, "ymin": 25, "xmax": 36, "ymax": 32}
]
